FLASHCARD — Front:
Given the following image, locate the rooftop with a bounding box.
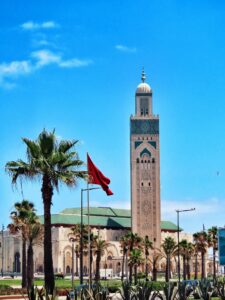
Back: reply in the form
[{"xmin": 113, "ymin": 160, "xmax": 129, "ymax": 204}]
[{"xmin": 39, "ymin": 207, "xmax": 179, "ymax": 231}]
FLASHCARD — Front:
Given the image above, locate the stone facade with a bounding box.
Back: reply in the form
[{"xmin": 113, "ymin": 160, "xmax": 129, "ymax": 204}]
[
  {"xmin": 130, "ymin": 71, "xmax": 161, "ymax": 248},
  {"xmin": 0, "ymin": 225, "xmax": 213, "ymax": 277}
]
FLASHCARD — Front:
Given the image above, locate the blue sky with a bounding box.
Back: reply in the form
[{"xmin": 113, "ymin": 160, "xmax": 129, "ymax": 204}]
[{"xmin": 1, "ymin": 0, "xmax": 225, "ymax": 233}]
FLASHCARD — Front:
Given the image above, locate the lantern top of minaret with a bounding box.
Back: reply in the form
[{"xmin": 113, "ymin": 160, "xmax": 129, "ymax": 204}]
[
  {"xmin": 136, "ymin": 68, "xmax": 152, "ymax": 94},
  {"xmin": 141, "ymin": 68, "xmax": 146, "ymax": 82}
]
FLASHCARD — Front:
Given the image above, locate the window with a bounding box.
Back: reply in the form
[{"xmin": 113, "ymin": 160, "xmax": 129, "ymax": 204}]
[
  {"xmin": 136, "ymin": 158, "xmax": 139, "ymax": 163},
  {"xmin": 140, "ymin": 98, "xmax": 149, "ymax": 116}
]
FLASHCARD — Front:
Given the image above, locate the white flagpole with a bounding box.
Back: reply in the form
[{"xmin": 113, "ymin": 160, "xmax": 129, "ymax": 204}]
[{"xmin": 87, "ymin": 182, "xmax": 91, "ymax": 290}]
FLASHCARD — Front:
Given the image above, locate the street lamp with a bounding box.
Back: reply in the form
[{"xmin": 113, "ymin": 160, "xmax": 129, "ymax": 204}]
[
  {"xmin": 176, "ymin": 208, "xmax": 195, "ymax": 284},
  {"xmin": 80, "ymin": 187, "xmax": 100, "ymax": 285},
  {"xmin": 1, "ymin": 225, "xmax": 4, "ymax": 277},
  {"xmin": 69, "ymin": 236, "xmax": 76, "ymax": 291}
]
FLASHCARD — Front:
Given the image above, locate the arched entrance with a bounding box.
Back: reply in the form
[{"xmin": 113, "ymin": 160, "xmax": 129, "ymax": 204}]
[
  {"xmin": 65, "ymin": 251, "xmax": 72, "ymax": 274},
  {"xmin": 14, "ymin": 252, "xmax": 21, "ymax": 273}
]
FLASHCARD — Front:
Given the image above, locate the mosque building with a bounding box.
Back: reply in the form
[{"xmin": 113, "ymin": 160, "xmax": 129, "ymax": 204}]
[{"xmin": 0, "ymin": 72, "xmax": 212, "ymax": 277}]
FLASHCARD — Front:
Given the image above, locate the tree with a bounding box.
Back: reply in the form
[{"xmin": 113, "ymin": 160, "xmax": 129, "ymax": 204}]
[
  {"xmin": 193, "ymin": 231, "xmax": 211, "ymax": 279},
  {"xmin": 161, "ymin": 237, "xmax": 176, "ymax": 282},
  {"xmin": 69, "ymin": 224, "xmax": 88, "ymax": 276},
  {"xmin": 208, "ymin": 226, "xmax": 218, "ymax": 282},
  {"xmin": 94, "ymin": 238, "xmax": 109, "ymax": 282},
  {"xmin": 8, "ymin": 200, "xmax": 36, "ymax": 288},
  {"xmin": 151, "ymin": 250, "xmax": 162, "ymax": 281},
  {"xmin": 126, "ymin": 232, "xmax": 143, "ymax": 284},
  {"xmin": 128, "ymin": 249, "xmax": 144, "ymax": 285},
  {"xmin": 119, "ymin": 234, "xmax": 129, "ymax": 281},
  {"xmin": 186, "ymin": 242, "xmax": 194, "ymax": 280},
  {"xmin": 142, "ymin": 236, "xmax": 153, "ymax": 280},
  {"xmin": 26, "ymin": 218, "xmax": 43, "ymax": 290},
  {"xmin": 5, "ymin": 130, "xmax": 86, "ymax": 294},
  {"xmin": 193, "ymin": 243, "xmax": 199, "ymax": 279},
  {"xmin": 179, "ymin": 239, "xmax": 188, "ymax": 280}
]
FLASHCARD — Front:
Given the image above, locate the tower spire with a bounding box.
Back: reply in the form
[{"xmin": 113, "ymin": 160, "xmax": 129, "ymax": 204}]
[{"xmin": 141, "ymin": 67, "xmax": 146, "ymax": 83}]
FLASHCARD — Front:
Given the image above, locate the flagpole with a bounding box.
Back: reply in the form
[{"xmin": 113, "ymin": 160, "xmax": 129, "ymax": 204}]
[
  {"xmin": 87, "ymin": 182, "xmax": 91, "ymax": 290},
  {"xmin": 80, "ymin": 189, "xmax": 84, "ymax": 285}
]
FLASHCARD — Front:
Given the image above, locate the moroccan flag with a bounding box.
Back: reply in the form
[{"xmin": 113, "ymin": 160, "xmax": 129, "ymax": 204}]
[{"xmin": 87, "ymin": 154, "xmax": 113, "ymax": 196}]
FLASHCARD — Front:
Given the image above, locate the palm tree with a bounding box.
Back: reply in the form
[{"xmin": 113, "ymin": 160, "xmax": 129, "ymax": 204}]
[
  {"xmin": 142, "ymin": 235, "xmax": 153, "ymax": 280},
  {"xmin": 193, "ymin": 231, "xmax": 211, "ymax": 279},
  {"xmin": 151, "ymin": 250, "xmax": 162, "ymax": 281},
  {"xmin": 5, "ymin": 130, "xmax": 86, "ymax": 294},
  {"xmin": 186, "ymin": 242, "xmax": 194, "ymax": 280},
  {"xmin": 208, "ymin": 226, "xmax": 218, "ymax": 281},
  {"xmin": 179, "ymin": 239, "xmax": 188, "ymax": 280},
  {"xmin": 128, "ymin": 249, "xmax": 144, "ymax": 285},
  {"xmin": 161, "ymin": 237, "xmax": 176, "ymax": 282},
  {"xmin": 69, "ymin": 224, "xmax": 88, "ymax": 276},
  {"xmin": 193, "ymin": 243, "xmax": 199, "ymax": 279},
  {"xmin": 94, "ymin": 238, "xmax": 109, "ymax": 282},
  {"xmin": 126, "ymin": 232, "xmax": 142, "ymax": 284},
  {"xmin": 119, "ymin": 234, "xmax": 129, "ymax": 281},
  {"xmin": 27, "ymin": 218, "xmax": 43, "ymax": 290},
  {"xmin": 8, "ymin": 200, "xmax": 36, "ymax": 288}
]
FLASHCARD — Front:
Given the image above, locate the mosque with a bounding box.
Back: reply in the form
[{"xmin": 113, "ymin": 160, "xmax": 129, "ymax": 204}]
[{"xmin": 0, "ymin": 71, "xmax": 212, "ymax": 277}]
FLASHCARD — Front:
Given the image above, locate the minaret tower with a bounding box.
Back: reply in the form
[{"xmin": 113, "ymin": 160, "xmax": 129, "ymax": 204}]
[{"xmin": 130, "ymin": 69, "xmax": 161, "ymax": 247}]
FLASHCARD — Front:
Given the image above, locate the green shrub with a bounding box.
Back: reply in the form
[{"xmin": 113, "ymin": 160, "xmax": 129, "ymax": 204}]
[{"xmin": 137, "ymin": 272, "xmax": 146, "ymax": 279}]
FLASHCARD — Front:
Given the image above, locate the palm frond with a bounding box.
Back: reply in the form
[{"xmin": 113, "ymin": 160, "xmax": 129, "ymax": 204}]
[
  {"xmin": 38, "ymin": 129, "xmax": 55, "ymax": 158},
  {"xmin": 58, "ymin": 139, "xmax": 78, "ymax": 153}
]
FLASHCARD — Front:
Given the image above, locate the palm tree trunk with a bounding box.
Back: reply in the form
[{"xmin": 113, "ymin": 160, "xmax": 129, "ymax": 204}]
[
  {"xmin": 27, "ymin": 241, "xmax": 34, "ymax": 290},
  {"xmin": 95, "ymin": 251, "xmax": 101, "ymax": 282},
  {"xmin": 134, "ymin": 265, "xmax": 137, "ymax": 285},
  {"xmin": 129, "ymin": 263, "xmax": 133, "ymax": 284},
  {"xmin": 213, "ymin": 247, "xmax": 216, "ymax": 282},
  {"xmin": 145, "ymin": 253, "xmax": 148, "ymax": 281},
  {"xmin": 22, "ymin": 238, "xmax": 27, "ymax": 288},
  {"xmin": 166, "ymin": 256, "xmax": 169, "ymax": 282},
  {"xmin": 90, "ymin": 248, "xmax": 93, "ymax": 285},
  {"xmin": 42, "ymin": 174, "xmax": 55, "ymax": 295},
  {"xmin": 194, "ymin": 254, "xmax": 198, "ymax": 280},
  {"xmin": 76, "ymin": 250, "xmax": 79, "ymax": 276},
  {"xmin": 121, "ymin": 250, "xmax": 125, "ymax": 281},
  {"xmin": 182, "ymin": 255, "xmax": 186, "ymax": 280},
  {"xmin": 152, "ymin": 258, "xmax": 157, "ymax": 281},
  {"xmin": 201, "ymin": 251, "xmax": 205, "ymax": 279},
  {"xmin": 187, "ymin": 258, "xmax": 191, "ymax": 280}
]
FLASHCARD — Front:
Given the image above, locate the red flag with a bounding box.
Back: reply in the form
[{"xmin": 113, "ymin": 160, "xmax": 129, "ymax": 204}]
[{"xmin": 87, "ymin": 154, "xmax": 113, "ymax": 196}]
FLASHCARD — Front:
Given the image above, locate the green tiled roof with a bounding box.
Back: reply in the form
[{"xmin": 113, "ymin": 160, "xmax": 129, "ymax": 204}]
[
  {"xmin": 39, "ymin": 207, "xmax": 179, "ymax": 231},
  {"xmin": 60, "ymin": 207, "xmax": 131, "ymax": 218},
  {"xmin": 161, "ymin": 221, "xmax": 179, "ymax": 231}
]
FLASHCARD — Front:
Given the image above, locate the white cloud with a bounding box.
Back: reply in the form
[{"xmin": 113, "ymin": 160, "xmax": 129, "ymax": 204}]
[
  {"xmin": 31, "ymin": 49, "xmax": 61, "ymax": 67},
  {"xmin": 161, "ymin": 197, "xmax": 225, "ymax": 232},
  {"xmin": 115, "ymin": 44, "xmax": 137, "ymax": 53},
  {"xmin": 21, "ymin": 21, "xmax": 58, "ymax": 30},
  {"xmin": 161, "ymin": 197, "xmax": 221, "ymax": 218},
  {"xmin": 59, "ymin": 58, "xmax": 93, "ymax": 68},
  {"xmin": 0, "ymin": 49, "xmax": 92, "ymax": 88},
  {"xmin": 0, "ymin": 60, "xmax": 32, "ymax": 76}
]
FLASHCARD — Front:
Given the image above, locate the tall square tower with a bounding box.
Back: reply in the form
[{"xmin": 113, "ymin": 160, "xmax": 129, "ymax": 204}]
[{"xmin": 130, "ymin": 70, "xmax": 161, "ymax": 247}]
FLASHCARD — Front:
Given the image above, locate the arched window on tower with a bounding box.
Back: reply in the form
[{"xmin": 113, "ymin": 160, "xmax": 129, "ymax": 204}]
[{"xmin": 140, "ymin": 98, "xmax": 149, "ymax": 116}]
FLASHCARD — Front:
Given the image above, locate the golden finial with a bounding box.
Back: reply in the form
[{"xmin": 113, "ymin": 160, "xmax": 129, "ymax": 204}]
[{"xmin": 141, "ymin": 67, "xmax": 146, "ymax": 83}]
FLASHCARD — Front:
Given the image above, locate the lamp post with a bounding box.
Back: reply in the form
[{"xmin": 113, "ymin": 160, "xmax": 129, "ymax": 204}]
[
  {"xmin": 1, "ymin": 225, "xmax": 4, "ymax": 277},
  {"xmin": 80, "ymin": 187, "xmax": 100, "ymax": 285},
  {"xmin": 176, "ymin": 208, "xmax": 195, "ymax": 284},
  {"xmin": 69, "ymin": 237, "xmax": 76, "ymax": 291}
]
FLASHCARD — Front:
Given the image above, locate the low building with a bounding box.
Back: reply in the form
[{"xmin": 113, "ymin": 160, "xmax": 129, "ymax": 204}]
[{"xmin": 0, "ymin": 206, "xmax": 199, "ymax": 277}]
